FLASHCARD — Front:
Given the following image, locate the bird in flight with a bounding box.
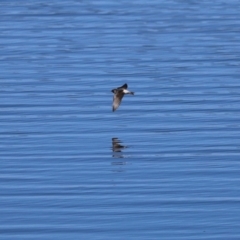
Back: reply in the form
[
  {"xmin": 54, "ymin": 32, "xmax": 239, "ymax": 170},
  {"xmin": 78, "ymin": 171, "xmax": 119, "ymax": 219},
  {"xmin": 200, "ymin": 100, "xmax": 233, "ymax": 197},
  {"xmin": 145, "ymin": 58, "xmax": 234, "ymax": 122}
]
[{"xmin": 111, "ymin": 83, "xmax": 134, "ymax": 112}]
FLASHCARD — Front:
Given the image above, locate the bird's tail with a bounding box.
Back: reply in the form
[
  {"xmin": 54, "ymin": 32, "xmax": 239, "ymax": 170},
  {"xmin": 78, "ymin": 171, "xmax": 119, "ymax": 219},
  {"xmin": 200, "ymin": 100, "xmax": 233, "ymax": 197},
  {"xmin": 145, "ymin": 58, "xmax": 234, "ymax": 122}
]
[{"xmin": 123, "ymin": 89, "xmax": 134, "ymax": 95}]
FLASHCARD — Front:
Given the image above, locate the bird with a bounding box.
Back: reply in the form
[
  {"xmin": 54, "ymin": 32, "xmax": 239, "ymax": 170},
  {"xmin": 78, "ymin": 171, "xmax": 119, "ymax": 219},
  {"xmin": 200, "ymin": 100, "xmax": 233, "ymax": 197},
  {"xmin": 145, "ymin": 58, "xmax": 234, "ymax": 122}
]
[{"xmin": 111, "ymin": 83, "xmax": 134, "ymax": 112}]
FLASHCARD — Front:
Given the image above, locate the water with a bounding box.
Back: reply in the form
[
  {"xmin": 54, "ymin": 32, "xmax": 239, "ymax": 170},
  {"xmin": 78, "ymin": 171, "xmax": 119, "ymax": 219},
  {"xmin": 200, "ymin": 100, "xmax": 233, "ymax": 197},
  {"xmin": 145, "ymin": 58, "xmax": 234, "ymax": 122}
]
[{"xmin": 1, "ymin": 0, "xmax": 240, "ymax": 239}]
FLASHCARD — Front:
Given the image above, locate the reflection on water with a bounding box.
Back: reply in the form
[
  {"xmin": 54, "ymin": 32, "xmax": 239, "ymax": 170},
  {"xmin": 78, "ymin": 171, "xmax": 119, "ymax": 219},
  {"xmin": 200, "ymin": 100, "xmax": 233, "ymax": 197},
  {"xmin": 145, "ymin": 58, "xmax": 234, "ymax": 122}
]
[{"xmin": 111, "ymin": 137, "xmax": 128, "ymax": 160}]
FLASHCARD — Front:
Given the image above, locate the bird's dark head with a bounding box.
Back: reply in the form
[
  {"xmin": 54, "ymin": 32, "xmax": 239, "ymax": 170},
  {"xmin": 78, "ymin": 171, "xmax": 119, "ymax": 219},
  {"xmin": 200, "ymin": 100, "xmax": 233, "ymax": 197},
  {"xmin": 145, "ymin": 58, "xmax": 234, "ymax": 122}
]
[{"xmin": 111, "ymin": 89, "xmax": 117, "ymax": 94}]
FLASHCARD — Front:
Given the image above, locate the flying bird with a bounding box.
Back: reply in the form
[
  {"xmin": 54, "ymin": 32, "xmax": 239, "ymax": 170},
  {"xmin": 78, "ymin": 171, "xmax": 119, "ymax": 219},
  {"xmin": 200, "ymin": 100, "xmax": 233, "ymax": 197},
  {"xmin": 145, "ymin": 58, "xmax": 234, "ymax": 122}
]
[{"xmin": 111, "ymin": 83, "xmax": 134, "ymax": 111}]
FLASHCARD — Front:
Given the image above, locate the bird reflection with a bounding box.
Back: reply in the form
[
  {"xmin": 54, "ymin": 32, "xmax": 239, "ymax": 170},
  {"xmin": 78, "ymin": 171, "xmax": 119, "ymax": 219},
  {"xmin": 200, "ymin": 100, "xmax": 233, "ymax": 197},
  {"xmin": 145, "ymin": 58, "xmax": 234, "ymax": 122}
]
[{"xmin": 111, "ymin": 137, "xmax": 127, "ymax": 159}]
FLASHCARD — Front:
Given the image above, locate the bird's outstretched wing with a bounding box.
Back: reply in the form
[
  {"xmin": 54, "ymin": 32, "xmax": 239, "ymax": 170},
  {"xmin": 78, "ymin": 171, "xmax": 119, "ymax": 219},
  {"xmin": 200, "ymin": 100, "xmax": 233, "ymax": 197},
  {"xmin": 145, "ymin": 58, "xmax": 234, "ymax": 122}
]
[
  {"xmin": 112, "ymin": 90, "xmax": 124, "ymax": 111},
  {"xmin": 118, "ymin": 83, "xmax": 128, "ymax": 90}
]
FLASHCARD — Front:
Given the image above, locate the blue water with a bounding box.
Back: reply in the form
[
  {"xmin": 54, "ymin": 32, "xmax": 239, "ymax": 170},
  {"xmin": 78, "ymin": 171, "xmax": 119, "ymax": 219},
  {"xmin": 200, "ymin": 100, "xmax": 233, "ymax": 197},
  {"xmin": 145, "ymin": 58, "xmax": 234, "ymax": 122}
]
[{"xmin": 1, "ymin": 0, "xmax": 240, "ymax": 239}]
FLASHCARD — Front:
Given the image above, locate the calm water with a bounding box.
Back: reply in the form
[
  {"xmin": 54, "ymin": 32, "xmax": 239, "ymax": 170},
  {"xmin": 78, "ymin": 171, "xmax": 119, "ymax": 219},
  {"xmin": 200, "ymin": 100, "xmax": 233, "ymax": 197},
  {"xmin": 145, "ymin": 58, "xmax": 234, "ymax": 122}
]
[{"xmin": 1, "ymin": 0, "xmax": 240, "ymax": 239}]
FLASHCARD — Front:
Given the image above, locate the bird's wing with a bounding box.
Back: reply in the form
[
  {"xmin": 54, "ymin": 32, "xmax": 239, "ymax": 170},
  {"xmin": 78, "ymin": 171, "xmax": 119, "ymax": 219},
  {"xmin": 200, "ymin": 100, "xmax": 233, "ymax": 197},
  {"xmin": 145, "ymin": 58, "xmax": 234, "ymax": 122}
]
[
  {"xmin": 112, "ymin": 90, "xmax": 124, "ymax": 111},
  {"xmin": 118, "ymin": 83, "xmax": 128, "ymax": 89}
]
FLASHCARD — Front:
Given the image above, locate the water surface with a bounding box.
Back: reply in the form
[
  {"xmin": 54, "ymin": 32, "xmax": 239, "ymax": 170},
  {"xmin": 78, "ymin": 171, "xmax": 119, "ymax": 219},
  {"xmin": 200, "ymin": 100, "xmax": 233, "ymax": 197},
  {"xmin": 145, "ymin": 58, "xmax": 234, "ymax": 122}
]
[{"xmin": 1, "ymin": 0, "xmax": 240, "ymax": 239}]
